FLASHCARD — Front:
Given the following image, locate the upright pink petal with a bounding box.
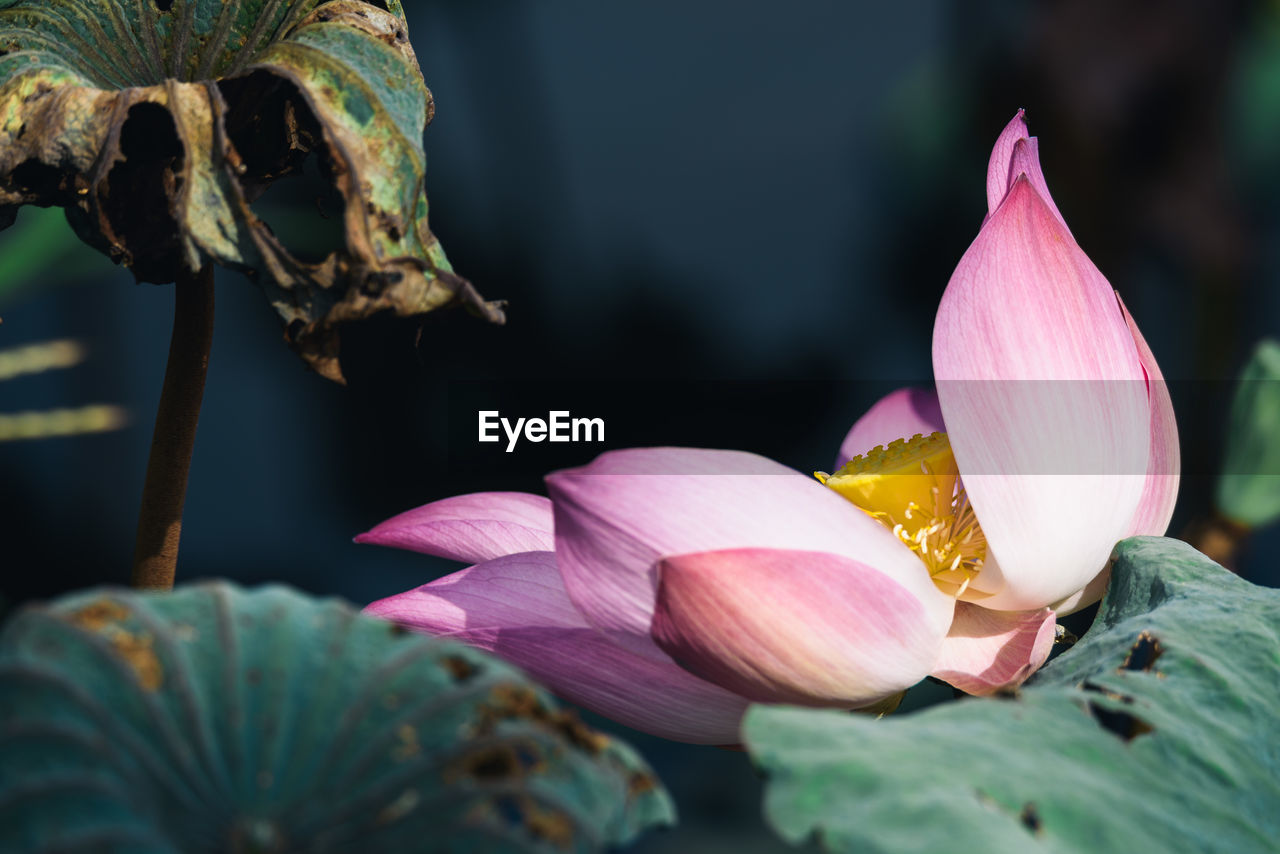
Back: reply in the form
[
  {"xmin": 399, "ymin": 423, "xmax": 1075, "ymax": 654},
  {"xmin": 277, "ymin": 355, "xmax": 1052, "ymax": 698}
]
[
  {"xmin": 986, "ymin": 112, "xmax": 1070, "ymax": 235},
  {"xmin": 366, "ymin": 551, "xmax": 749, "ymax": 744},
  {"xmin": 651, "ymin": 548, "xmax": 953, "ymax": 708},
  {"xmin": 546, "ymin": 447, "xmax": 950, "ymax": 657},
  {"xmin": 934, "ymin": 177, "xmax": 1150, "ymax": 611},
  {"xmin": 355, "ymin": 492, "xmax": 553, "ymax": 564},
  {"xmin": 931, "ymin": 602, "xmax": 1056, "ymax": 695},
  {"xmin": 835, "ymin": 387, "xmax": 945, "ymax": 469},
  {"xmin": 1116, "ymin": 293, "xmax": 1180, "ymax": 538},
  {"xmin": 986, "ymin": 109, "xmax": 1028, "ymax": 214},
  {"xmin": 1042, "ymin": 298, "xmax": 1178, "ymax": 617},
  {"xmin": 1007, "ymin": 137, "xmax": 1070, "ymax": 237}
]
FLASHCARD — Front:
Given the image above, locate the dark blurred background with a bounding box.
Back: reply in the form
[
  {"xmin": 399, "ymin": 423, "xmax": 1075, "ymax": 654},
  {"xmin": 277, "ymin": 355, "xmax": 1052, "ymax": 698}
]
[{"xmin": 4, "ymin": 1, "xmax": 1280, "ymax": 850}]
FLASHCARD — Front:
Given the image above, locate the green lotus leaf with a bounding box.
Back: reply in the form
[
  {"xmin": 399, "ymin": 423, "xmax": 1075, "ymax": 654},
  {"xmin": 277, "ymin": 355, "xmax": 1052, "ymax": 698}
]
[
  {"xmin": 0, "ymin": 0, "xmax": 503, "ymax": 382},
  {"xmin": 1217, "ymin": 338, "xmax": 1280, "ymax": 528},
  {"xmin": 743, "ymin": 536, "xmax": 1280, "ymax": 854},
  {"xmin": 0, "ymin": 582, "xmax": 674, "ymax": 852}
]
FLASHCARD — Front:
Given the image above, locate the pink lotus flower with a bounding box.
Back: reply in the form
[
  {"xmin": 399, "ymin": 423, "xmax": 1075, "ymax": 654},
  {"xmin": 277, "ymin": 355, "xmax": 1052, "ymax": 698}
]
[{"xmin": 358, "ymin": 111, "xmax": 1178, "ymax": 745}]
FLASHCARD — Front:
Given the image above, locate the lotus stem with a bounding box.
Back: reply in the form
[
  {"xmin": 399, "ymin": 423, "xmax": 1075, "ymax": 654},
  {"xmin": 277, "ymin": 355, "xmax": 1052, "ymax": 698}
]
[{"xmin": 131, "ymin": 264, "xmax": 215, "ymax": 590}]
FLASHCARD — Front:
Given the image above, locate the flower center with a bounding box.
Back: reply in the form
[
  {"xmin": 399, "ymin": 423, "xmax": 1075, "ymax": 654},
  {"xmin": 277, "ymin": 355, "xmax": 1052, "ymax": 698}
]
[{"xmin": 816, "ymin": 432, "xmax": 989, "ymax": 598}]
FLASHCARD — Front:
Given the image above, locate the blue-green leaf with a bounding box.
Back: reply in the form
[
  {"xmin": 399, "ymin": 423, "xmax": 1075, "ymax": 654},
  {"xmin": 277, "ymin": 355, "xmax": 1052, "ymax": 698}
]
[
  {"xmin": 743, "ymin": 537, "xmax": 1280, "ymax": 854},
  {"xmin": 0, "ymin": 582, "xmax": 674, "ymax": 852},
  {"xmin": 1217, "ymin": 338, "xmax": 1280, "ymax": 529}
]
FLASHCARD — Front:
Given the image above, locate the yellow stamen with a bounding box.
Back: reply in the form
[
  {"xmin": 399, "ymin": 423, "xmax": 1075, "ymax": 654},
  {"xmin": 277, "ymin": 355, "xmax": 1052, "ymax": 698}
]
[{"xmin": 818, "ymin": 432, "xmax": 989, "ymax": 598}]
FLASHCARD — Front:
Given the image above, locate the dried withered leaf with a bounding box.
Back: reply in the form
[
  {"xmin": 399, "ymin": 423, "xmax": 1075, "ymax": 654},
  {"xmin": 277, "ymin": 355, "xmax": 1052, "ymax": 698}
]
[{"xmin": 0, "ymin": 0, "xmax": 504, "ymax": 382}]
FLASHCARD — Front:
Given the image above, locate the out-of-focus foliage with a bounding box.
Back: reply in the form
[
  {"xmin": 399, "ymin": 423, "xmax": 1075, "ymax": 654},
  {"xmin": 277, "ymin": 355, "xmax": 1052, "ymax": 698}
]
[
  {"xmin": 0, "ymin": 338, "xmax": 127, "ymax": 441},
  {"xmin": 0, "ymin": 0, "xmax": 503, "ymax": 381},
  {"xmin": 0, "ymin": 582, "xmax": 674, "ymax": 852},
  {"xmin": 1216, "ymin": 338, "xmax": 1280, "ymax": 528},
  {"xmin": 0, "ymin": 207, "xmax": 105, "ymax": 307},
  {"xmin": 744, "ymin": 537, "xmax": 1279, "ymax": 854},
  {"xmin": 0, "ymin": 403, "xmax": 126, "ymax": 440},
  {"xmin": 1228, "ymin": 2, "xmax": 1280, "ymax": 193},
  {"xmin": 0, "ymin": 338, "xmax": 84, "ymax": 380}
]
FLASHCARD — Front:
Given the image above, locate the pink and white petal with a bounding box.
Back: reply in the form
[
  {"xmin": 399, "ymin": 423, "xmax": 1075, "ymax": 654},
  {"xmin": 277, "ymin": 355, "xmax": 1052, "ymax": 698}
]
[
  {"xmin": 355, "ymin": 492, "xmax": 553, "ymax": 564},
  {"xmin": 835, "ymin": 387, "xmax": 945, "ymax": 469},
  {"xmin": 1116, "ymin": 293, "xmax": 1180, "ymax": 537},
  {"xmin": 547, "ymin": 447, "xmax": 949, "ymax": 656},
  {"xmin": 365, "ymin": 551, "xmax": 749, "ymax": 744},
  {"xmin": 986, "ymin": 109, "xmax": 1028, "ymax": 214},
  {"xmin": 931, "ymin": 602, "xmax": 1056, "ymax": 695},
  {"xmin": 934, "ymin": 177, "xmax": 1150, "ymax": 610},
  {"xmin": 1007, "ymin": 137, "xmax": 1070, "ymax": 237},
  {"xmin": 651, "ymin": 548, "xmax": 954, "ymax": 708},
  {"xmin": 1048, "ymin": 563, "xmax": 1111, "ymax": 617}
]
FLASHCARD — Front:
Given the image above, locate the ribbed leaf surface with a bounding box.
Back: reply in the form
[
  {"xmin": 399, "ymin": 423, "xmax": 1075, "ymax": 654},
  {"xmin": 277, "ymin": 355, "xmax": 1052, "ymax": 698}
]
[
  {"xmin": 744, "ymin": 537, "xmax": 1280, "ymax": 854},
  {"xmin": 0, "ymin": 582, "xmax": 673, "ymax": 852}
]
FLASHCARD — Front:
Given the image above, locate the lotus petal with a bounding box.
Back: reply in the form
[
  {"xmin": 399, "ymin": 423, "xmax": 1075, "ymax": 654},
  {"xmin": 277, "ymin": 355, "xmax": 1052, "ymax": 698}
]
[
  {"xmin": 930, "ymin": 602, "xmax": 1056, "ymax": 695},
  {"xmin": 651, "ymin": 547, "xmax": 952, "ymax": 708},
  {"xmin": 934, "ymin": 175, "xmax": 1150, "ymax": 610},
  {"xmin": 356, "ymin": 492, "xmax": 553, "ymax": 564},
  {"xmin": 835, "ymin": 387, "xmax": 945, "ymax": 469},
  {"xmin": 1048, "ymin": 562, "xmax": 1112, "ymax": 617},
  {"xmin": 1117, "ymin": 293, "xmax": 1180, "ymax": 538},
  {"xmin": 366, "ymin": 551, "xmax": 750, "ymax": 744},
  {"xmin": 985, "ymin": 110, "xmax": 1028, "ymax": 215},
  {"xmin": 546, "ymin": 447, "xmax": 949, "ymax": 657},
  {"xmin": 1006, "ymin": 136, "xmax": 1070, "ymax": 236}
]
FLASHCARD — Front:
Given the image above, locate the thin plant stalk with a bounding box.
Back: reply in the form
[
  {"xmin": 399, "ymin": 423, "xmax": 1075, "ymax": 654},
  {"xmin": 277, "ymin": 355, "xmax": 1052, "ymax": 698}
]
[{"xmin": 131, "ymin": 264, "xmax": 215, "ymax": 590}]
